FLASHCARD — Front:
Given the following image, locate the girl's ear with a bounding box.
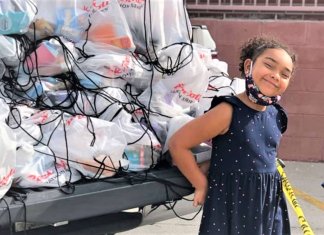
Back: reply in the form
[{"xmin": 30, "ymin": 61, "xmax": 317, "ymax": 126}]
[{"xmin": 244, "ymin": 59, "xmax": 252, "ymax": 75}]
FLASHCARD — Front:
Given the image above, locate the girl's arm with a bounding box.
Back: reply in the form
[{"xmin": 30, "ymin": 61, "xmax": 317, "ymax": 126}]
[
  {"xmin": 198, "ymin": 160, "xmax": 211, "ymax": 176},
  {"xmin": 168, "ymin": 102, "xmax": 233, "ymax": 206}
]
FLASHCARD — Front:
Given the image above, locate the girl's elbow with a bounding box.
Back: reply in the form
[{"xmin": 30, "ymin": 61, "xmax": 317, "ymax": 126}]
[
  {"xmin": 168, "ymin": 135, "xmax": 184, "ymax": 156},
  {"xmin": 168, "ymin": 135, "xmax": 178, "ymax": 154},
  {"xmin": 168, "ymin": 136, "xmax": 181, "ymax": 165}
]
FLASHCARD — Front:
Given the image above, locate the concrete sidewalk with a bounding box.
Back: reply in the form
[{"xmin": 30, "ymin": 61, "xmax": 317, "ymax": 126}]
[{"xmin": 118, "ymin": 161, "xmax": 324, "ymax": 235}]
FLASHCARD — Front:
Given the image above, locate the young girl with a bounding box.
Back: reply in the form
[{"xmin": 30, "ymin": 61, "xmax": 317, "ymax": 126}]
[{"xmin": 169, "ymin": 36, "xmax": 296, "ymax": 235}]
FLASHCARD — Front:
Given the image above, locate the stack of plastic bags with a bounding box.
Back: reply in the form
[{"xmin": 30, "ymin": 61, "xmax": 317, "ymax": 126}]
[{"xmin": 0, "ymin": 0, "xmax": 245, "ymax": 196}]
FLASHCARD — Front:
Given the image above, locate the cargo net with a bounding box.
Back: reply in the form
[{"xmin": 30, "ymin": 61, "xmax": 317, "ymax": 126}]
[{"xmin": 0, "ymin": 0, "xmax": 240, "ymax": 198}]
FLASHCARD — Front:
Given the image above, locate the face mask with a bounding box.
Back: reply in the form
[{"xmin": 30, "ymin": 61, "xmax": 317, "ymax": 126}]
[{"xmin": 245, "ymin": 62, "xmax": 281, "ymax": 106}]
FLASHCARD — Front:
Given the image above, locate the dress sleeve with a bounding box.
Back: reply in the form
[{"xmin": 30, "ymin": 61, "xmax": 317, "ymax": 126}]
[
  {"xmin": 209, "ymin": 95, "xmax": 237, "ymax": 111},
  {"xmin": 274, "ymin": 103, "xmax": 288, "ymax": 134}
]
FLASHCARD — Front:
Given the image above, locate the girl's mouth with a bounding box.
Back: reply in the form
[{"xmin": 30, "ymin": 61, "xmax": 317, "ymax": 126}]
[{"xmin": 263, "ymin": 78, "xmax": 279, "ymax": 88}]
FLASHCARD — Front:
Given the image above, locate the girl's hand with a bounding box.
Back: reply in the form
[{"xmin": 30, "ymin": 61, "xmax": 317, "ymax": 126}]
[{"xmin": 193, "ymin": 177, "xmax": 208, "ymax": 207}]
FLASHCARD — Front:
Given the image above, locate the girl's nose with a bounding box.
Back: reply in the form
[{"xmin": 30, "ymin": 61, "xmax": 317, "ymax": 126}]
[{"xmin": 271, "ymin": 72, "xmax": 280, "ymax": 81}]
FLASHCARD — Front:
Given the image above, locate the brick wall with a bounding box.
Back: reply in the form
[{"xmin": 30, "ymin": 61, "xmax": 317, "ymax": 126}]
[{"xmin": 191, "ymin": 18, "xmax": 324, "ymax": 162}]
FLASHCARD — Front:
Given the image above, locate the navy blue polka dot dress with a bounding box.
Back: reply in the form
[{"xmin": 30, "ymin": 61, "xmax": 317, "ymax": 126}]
[{"xmin": 199, "ymin": 96, "xmax": 291, "ymax": 235}]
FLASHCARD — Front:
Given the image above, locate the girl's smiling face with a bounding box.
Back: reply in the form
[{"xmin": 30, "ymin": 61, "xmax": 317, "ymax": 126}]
[{"xmin": 244, "ymin": 48, "xmax": 294, "ymax": 97}]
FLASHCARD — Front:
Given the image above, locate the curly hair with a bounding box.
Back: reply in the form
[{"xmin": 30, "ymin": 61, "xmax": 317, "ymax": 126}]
[{"xmin": 238, "ymin": 36, "xmax": 296, "ymax": 77}]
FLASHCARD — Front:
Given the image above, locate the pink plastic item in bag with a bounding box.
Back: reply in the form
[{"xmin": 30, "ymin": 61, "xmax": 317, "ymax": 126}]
[{"xmin": 25, "ymin": 41, "xmax": 57, "ymax": 69}]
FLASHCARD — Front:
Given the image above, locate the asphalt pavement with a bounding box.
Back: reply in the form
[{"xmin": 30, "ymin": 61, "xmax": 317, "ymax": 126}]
[{"xmin": 118, "ymin": 161, "xmax": 324, "ymax": 235}]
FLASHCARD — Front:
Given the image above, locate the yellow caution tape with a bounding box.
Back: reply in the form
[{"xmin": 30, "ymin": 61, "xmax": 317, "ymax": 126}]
[{"xmin": 276, "ymin": 159, "xmax": 315, "ymax": 235}]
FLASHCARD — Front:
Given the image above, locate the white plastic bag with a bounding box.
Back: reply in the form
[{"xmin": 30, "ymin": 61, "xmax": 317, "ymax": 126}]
[
  {"xmin": 119, "ymin": 0, "xmax": 191, "ymax": 59},
  {"xmin": 33, "ymin": 0, "xmax": 134, "ymax": 48},
  {"xmin": 70, "ymin": 87, "xmax": 130, "ymax": 120},
  {"xmin": 32, "ymin": 0, "xmax": 90, "ymax": 42},
  {"xmin": 0, "ymin": 35, "xmax": 22, "ymax": 67},
  {"xmin": 74, "ymin": 41, "xmax": 156, "ymax": 90},
  {"xmin": 113, "ymin": 111, "xmax": 162, "ymax": 172},
  {"xmin": 193, "ymin": 43, "xmax": 213, "ymax": 67},
  {"xmin": 32, "ymin": 110, "xmax": 128, "ymax": 178},
  {"xmin": 0, "ymin": 0, "xmax": 37, "ymax": 35},
  {"xmin": 162, "ymin": 114, "xmax": 194, "ymax": 154},
  {"xmin": 86, "ymin": 0, "xmax": 135, "ymax": 50},
  {"xmin": 74, "ymin": 44, "xmax": 135, "ymax": 88},
  {"xmin": 0, "ymin": 35, "xmax": 16, "ymax": 58},
  {"xmin": 207, "ymin": 58, "xmax": 229, "ymax": 76},
  {"xmin": 0, "ymin": 98, "xmax": 9, "ymax": 122},
  {"xmin": 138, "ymin": 47, "xmax": 210, "ymax": 117},
  {"xmin": 0, "ymin": 122, "xmax": 16, "ymax": 199},
  {"xmin": 24, "ymin": 37, "xmax": 78, "ymax": 76},
  {"xmin": 197, "ymin": 75, "xmax": 233, "ymax": 116},
  {"xmin": 14, "ymin": 144, "xmax": 82, "ymax": 188},
  {"xmin": 7, "ymin": 105, "xmax": 41, "ymax": 146},
  {"xmin": 0, "ymin": 60, "xmax": 5, "ymax": 78},
  {"xmin": 230, "ymin": 77, "xmax": 246, "ymax": 95},
  {"xmin": 163, "ymin": 115, "xmax": 211, "ymax": 163},
  {"xmin": 9, "ymin": 74, "xmax": 44, "ymax": 102}
]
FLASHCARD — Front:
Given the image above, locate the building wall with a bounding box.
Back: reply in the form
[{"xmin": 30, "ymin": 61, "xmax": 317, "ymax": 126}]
[{"xmin": 191, "ymin": 18, "xmax": 324, "ymax": 162}]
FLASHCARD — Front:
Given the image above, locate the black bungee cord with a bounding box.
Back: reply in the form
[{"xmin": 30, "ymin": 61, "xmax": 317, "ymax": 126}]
[{"xmin": 143, "ymin": 0, "xmax": 193, "ymax": 76}]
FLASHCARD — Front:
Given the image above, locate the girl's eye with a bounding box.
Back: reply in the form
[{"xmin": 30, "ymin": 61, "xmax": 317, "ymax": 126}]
[
  {"xmin": 281, "ymin": 73, "xmax": 290, "ymax": 79},
  {"xmin": 264, "ymin": 63, "xmax": 273, "ymax": 69}
]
